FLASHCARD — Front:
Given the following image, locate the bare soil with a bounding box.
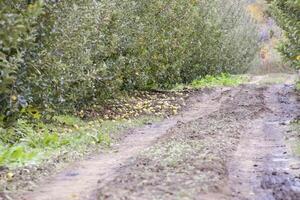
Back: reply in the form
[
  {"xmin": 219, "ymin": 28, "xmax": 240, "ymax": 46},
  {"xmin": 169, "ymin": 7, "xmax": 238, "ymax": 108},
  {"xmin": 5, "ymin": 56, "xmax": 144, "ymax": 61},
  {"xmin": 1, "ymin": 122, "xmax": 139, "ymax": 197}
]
[
  {"xmin": 11, "ymin": 74, "xmax": 300, "ymax": 200},
  {"xmin": 229, "ymin": 84, "xmax": 300, "ymax": 200},
  {"xmin": 15, "ymin": 86, "xmax": 235, "ymax": 200}
]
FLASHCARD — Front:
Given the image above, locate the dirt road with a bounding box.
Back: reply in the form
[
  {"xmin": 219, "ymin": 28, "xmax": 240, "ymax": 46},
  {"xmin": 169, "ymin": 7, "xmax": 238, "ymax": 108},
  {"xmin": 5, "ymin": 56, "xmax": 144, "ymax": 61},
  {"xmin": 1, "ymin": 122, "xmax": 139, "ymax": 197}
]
[{"xmin": 17, "ymin": 75, "xmax": 300, "ymax": 200}]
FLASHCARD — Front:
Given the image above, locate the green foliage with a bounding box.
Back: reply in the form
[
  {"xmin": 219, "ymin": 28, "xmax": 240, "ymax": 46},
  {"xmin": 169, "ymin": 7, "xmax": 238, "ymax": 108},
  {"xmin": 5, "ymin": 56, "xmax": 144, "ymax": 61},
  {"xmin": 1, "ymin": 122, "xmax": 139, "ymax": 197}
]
[
  {"xmin": 93, "ymin": 133, "xmax": 111, "ymax": 146},
  {"xmin": 0, "ymin": 0, "xmax": 43, "ymax": 126},
  {"xmin": 269, "ymin": 0, "xmax": 300, "ymax": 68},
  {"xmin": 173, "ymin": 73, "xmax": 247, "ymax": 90},
  {"xmin": 0, "ymin": 144, "xmax": 39, "ymax": 168},
  {"xmin": 191, "ymin": 74, "xmax": 247, "ymax": 88},
  {"xmin": 0, "ymin": 116, "xmax": 156, "ymax": 168},
  {"xmin": 0, "ymin": 0, "xmax": 260, "ymax": 126},
  {"xmin": 53, "ymin": 115, "xmax": 84, "ymax": 127},
  {"xmin": 296, "ymin": 81, "xmax": 300, "ymax": 91},
  {"xmin": 0, "ymin": 120, "xmax": 34, "ymax": 144}
]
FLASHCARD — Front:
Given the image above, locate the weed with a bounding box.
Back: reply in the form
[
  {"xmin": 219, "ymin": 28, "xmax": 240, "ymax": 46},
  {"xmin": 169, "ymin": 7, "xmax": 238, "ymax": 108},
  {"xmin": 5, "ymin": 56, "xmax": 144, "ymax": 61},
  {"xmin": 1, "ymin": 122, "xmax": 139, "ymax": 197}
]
[
  {"xmin": 0, "ymin": 145, "xmax": 39, "ymax": 168},
  {"xmin": 295, "ymin": 82, "xmax": 300, "ymax": 92},
  {"xmin": 53, "ymin": 115, "xmax": 84, "ymax": 127},
  {"xmin": 94, "ymin": 133, "xmax": 111, "ymax": 146},
  {"xmin": 288, "ymin": 119, "xmax": 300, "ymax": 156},
  {"xmin": 0, "ymin": 115, "xmax": 158, "ymax": 169},
  {"xmin": 173, "ymin": 73, "xmax": 247, "ymax": 90}
]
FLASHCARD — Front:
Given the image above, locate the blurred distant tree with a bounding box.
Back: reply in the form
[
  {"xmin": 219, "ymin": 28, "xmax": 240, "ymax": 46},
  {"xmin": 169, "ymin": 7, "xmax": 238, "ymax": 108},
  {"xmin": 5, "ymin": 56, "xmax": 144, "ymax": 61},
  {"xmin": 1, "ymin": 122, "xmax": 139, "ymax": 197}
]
[{"xmin": 269, "ymin": 0, "xmax": 300, "ymax": 68}]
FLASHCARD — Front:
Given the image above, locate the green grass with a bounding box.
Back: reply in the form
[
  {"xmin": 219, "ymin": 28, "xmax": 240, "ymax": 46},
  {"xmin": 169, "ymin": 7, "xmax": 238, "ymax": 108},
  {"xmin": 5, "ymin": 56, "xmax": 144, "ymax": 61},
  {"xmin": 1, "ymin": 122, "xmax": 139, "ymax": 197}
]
[
  {"xmin": 172, "ymin": 73, "xmax": 248, "ymax": 90},
  {"xmin": 0, "ymin": 115, "xmax": 159, "ymax": 169},
  {"xmin": 296, "ymin": 81, "xmax": 300, "ymax": 91},
  {"xmin": 289, "ymin": 119, "xmax": 300, "ymax": 156}
]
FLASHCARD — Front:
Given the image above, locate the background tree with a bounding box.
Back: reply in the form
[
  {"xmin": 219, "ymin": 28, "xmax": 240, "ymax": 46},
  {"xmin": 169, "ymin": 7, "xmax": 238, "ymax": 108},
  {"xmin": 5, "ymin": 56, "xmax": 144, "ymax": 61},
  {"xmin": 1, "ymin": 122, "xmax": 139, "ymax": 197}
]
[{"xmin": 269, "ymin": 0, "xmax": 300, "ymax": 68}]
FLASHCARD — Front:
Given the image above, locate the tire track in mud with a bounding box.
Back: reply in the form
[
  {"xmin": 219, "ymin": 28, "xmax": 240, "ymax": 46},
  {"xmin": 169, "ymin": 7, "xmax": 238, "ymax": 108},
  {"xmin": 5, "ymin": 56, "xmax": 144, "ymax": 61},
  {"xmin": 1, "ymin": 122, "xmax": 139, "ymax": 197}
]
[
  {"xmin": 96, "ymin": 84, "xmax": 300, "ymax": 200},
  {"xmin": 95, "ymin": 85, "xmax": 274, "ymax": 200},
  {"xmin": 16, "ymin": 82, "xmax": 300, "ymax": 200},
  {"xmin": 229, "ymin": 84, "xmax": 300, "ymax": 200},
  {"xmin": 17, "ymin": 87, "xmax": 238, "ymax": 200}
]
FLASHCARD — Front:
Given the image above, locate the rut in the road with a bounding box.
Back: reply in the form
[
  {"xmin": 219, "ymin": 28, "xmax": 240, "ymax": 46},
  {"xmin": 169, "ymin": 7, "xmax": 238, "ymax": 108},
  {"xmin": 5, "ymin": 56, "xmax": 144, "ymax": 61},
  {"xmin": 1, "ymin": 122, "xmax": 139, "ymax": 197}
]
[
  {"xmin": 17, "ymin": 87, "xmax": 236, "ymax": 200},
  {"xmin": 97, "ymin": 84, "xmax": 300, "ymax": 200},
  {"xmin": 17, "ymin": 83, "xmax": 300, "ymax": 200},
  {"xmin": 229, "ymin": 85, "xmax": 300, "ymax": 200},
  {"xmin": 96, "ymin": 85, "xmax": 276, "ymax": 200}
]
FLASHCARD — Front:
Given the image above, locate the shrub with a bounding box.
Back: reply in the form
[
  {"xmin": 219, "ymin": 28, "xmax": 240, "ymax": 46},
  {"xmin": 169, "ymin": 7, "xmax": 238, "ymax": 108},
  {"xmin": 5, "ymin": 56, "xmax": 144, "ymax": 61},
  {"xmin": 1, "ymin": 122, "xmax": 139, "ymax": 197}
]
[
  {"xmin": 0, "ymin": 0, "xmax": 260, "ymax": 126},
  {"xmin": 0, "ymin": 1, "xmax": 43, "ymax": 126},
  {"xmin": 269, "ymin": 0, "xmax": 300, "ymax": 68}
]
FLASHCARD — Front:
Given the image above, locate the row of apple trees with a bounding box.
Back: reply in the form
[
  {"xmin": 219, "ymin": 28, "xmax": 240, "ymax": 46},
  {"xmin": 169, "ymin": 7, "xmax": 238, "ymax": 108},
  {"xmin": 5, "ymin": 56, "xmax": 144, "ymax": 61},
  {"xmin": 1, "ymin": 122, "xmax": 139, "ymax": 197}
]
[{"xmin": 0, "ymin": 0, "xmax": 260, "ymax": 127}]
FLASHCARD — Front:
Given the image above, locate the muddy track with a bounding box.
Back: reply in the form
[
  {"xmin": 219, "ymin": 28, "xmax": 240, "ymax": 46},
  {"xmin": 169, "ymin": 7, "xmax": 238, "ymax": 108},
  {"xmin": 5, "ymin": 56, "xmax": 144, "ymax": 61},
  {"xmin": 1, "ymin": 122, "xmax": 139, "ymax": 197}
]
[
  {"xmin": 96, "ymin": 84, "xmax": 269, "ymax": 199},
  {"xmin": 95, "ymin": 84, "xmax": 300, "ymax": 200},
  {"xmin": 17, "ymin": 87, "xmax": 238, "ymax": 200},
  {"xmin": 229, "ymin": 84, "xmax": 300, "ymax": 200},
  {"xmin": 15, "ymin": 80, "xmax": 300, "ymax": 200}
]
